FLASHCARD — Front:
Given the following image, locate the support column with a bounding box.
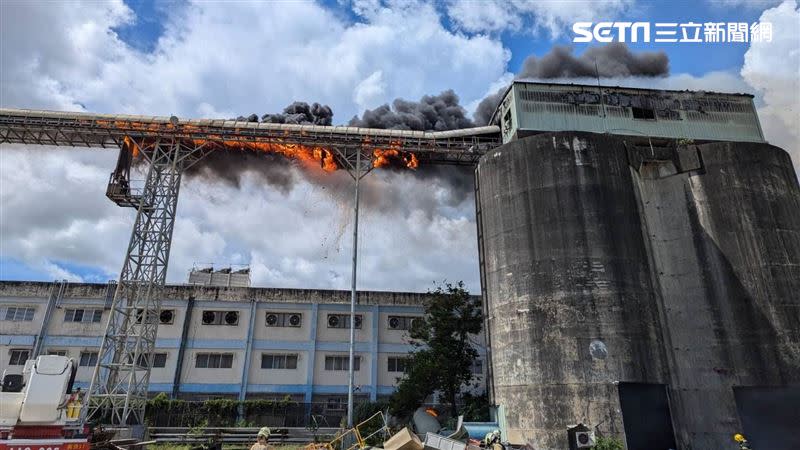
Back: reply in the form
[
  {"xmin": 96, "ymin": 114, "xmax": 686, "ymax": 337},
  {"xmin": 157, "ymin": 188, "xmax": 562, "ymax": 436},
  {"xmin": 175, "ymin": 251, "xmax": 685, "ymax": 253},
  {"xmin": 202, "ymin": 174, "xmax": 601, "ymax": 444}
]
[
  {"xmin": 370, "ymin": 305, "xmax": 379, "ymax": 401},
  {"xmin": 305, "ymin": 303, "xmax": 319, "ymax": 413},
  {"xmin": 239, "ymin": 299, "xmax": 258, "ymax": 417},
  {"xmin": 171, "ymin": 296, "xmax": 194, "ymax": 398}
]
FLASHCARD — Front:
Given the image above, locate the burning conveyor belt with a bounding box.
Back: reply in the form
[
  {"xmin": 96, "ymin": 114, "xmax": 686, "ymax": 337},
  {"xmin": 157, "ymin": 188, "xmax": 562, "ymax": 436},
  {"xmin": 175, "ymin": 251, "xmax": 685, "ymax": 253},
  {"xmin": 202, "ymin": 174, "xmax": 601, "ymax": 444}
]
[{"xmin": 0, "ymin": 108, "xmax": 500, "ymax": 167}]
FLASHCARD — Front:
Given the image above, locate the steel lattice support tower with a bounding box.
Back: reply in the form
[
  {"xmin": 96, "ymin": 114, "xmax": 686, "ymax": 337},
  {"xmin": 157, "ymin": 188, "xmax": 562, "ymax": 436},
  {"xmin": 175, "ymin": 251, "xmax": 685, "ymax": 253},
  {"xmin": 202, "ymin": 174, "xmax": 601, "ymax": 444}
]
[{"xmin": 85, "ymin": 138, "xmax": 210, "ymax": 425}]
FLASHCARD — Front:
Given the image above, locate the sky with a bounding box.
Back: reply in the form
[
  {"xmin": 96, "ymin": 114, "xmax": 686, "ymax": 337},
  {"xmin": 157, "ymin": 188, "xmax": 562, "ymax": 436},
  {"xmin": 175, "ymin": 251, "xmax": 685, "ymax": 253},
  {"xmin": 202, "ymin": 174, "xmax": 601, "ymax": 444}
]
[{"xmin": 0, "ymin": 0, "xmax": 798, "ymax": 293}]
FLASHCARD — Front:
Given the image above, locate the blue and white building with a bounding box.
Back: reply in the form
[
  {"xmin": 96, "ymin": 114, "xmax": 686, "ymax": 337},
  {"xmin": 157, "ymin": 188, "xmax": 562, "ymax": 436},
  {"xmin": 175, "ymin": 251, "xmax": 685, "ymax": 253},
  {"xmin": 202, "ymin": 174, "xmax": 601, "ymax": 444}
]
[{"xmin": 0, "ymin": 280, "xmax": 486, "ymax": 409}]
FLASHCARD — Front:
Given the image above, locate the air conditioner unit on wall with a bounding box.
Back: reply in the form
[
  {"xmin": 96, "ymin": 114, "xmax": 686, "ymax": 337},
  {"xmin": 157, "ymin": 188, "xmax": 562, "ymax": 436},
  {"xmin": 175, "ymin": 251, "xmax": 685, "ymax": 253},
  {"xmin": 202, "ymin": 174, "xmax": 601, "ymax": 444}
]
[
  {"xmin": 289, "ymin": 314, "xmax": 301, "ymax": 327},
  {"xmin": 266, "ymin": 313, "xmax": 278, "ymax": 326},
  {"xmin": 575, "ymin": 431, "xmax": 595, "ymax": 449},
  {"xmin": 389, "ymin": 317, "xmax": 400, "ymax": 329}
]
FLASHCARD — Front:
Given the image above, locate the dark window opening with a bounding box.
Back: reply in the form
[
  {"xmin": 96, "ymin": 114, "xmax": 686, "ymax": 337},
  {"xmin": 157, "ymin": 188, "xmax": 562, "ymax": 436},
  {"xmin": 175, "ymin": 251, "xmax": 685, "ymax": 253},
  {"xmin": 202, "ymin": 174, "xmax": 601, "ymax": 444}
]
[{"xmin": 632, "ymin": 107, "xmax": 656, "ymax": 120}]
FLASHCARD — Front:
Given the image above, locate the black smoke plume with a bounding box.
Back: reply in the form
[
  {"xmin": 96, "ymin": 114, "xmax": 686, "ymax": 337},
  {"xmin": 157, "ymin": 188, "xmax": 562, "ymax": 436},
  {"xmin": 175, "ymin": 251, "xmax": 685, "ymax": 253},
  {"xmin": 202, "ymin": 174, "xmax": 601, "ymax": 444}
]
[
  {"xmin": 518, "ymin": 42, "xmax": 669, "ymax": 79},
  {"xmin": 473, "ymin": 43, "xmax": 670, "ymax": 126},
  {"xmin": 234, "ymin": 101, "xmax": 334, "ymax": 125},
  {"xmin": 473, "ymin": 88, "xmax": 506, "ymax": 126},
  {"xmin": 189, "ymin": 43, "xmax": 669, "ymax": 196},
  {"xmin": 348, "ymin": 90, "xmax": 473, "ymax": 131}
]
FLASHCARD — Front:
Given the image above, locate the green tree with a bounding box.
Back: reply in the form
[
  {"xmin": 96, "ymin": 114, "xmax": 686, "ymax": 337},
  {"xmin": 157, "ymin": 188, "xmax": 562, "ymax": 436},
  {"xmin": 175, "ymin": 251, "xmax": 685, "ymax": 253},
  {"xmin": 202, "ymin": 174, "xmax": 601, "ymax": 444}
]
[{"xmin": 389, "ymin": 281, "xmax": 483, "ymax": 418}]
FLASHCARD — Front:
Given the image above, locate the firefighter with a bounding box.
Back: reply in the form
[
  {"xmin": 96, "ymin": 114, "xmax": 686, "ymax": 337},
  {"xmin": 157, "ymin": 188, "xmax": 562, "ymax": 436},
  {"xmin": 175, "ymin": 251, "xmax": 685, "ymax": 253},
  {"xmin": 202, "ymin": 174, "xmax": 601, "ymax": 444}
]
[
  {"xmin": 251, "ymin": 427, "xmax": 274, "ymax": 450},
  {"xmin": 483, "ymin": 430, "xmax": 503, "ymax": 450},
  {"xmin": 733, "ymin": 433, "xmax": 752, "ymax": 450}
]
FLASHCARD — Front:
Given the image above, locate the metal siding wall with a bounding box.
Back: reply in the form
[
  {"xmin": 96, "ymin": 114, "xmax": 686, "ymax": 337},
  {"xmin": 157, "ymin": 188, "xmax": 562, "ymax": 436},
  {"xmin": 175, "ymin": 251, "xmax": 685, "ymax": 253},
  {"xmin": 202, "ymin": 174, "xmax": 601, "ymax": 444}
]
[{"xmin": 511, "ymin": 82, "xmax": 765, "ymax": 143}]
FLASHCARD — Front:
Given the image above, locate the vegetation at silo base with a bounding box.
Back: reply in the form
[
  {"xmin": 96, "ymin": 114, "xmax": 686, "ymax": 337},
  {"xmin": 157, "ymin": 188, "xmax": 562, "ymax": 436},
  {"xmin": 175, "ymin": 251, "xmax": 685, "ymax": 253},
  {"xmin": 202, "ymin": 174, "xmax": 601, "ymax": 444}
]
[
  {"xmin": 592, "ymin": 436, "xmax": 625, "ymax": 450},
  {"xmin": 388, "ymin": 281, "xmax": 485, "ymax": 419}
]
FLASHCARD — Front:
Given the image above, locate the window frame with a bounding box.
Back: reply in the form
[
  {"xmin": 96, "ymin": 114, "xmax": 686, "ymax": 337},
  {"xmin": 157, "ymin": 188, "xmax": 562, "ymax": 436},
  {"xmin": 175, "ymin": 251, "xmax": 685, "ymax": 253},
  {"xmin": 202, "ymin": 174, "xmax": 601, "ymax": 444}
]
[
  {"xmin": 65, "ymin": 308, "xmax": 103, "ymax": 323},
  {"xmin": 9, "ymin": 349, "xmax": 30, "ymax": 365},
  {"xmin": 1, "ymin": 306, "xmax": 36, "ymax": 322},
  {"xmin": 79, "ymin": 351, "xmax": 99, "ymax": 367},
  {"xmin": 387, "ymin": 356, "xmax": 409, "ymax": 373},
  {"xmin": 324, "ymin": 355, "xmax": 361, "ymax": 371},
  {"xmin": 195, "ymin": 352, "xmax": 234, "ymax": 369},
  {"xmin": 260, "ymin": 353, "xmax": 299, "ymax": 369}
]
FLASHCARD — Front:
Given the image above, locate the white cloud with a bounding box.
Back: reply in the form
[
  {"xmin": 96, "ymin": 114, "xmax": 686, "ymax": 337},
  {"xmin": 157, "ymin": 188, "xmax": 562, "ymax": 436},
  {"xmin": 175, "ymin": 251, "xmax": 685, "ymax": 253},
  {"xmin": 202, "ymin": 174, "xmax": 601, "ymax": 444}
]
[
  {"xmin": 354, "ymin": 71, "xmax": 387, "ymax": 113},
  {"xmin": 445, "ymin": 0, "xmax": 635, "ymax": 36},
  {"xmin": 741, "ymin": 0, "xmax": 800, "ymax": 171},
  {"xmin": 0, "ymin": 0, "xmax": 506, "ymax": 293}
]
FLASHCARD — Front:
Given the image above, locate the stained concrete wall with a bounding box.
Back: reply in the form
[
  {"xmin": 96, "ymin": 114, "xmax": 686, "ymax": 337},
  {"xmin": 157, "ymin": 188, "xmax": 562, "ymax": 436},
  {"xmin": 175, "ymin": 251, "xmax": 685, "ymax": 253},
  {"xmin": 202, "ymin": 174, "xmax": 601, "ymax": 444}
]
[
  {"xmin": 476, "ymin": 132, "xmax": 668, "ymax": 449},
  {"xmin": 476, "ymin": 132, "xmax": 800, "ymax": 450},
  {"xmin": 631, "ymin": 141, "xmax": 800, "ymax": 449}
]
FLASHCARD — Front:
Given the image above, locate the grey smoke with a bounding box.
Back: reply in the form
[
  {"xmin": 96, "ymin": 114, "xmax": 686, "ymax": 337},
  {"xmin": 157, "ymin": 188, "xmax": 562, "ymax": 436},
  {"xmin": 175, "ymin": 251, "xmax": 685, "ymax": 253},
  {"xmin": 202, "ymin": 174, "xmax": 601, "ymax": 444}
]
[
  {"xmin": 234, "ymin": 101, "xmax": 334, "ymax": 125},
  {"xmin": 348, "ymin": 90, "xmax": 474, "ymax": 131},
  {"xmin": 473, "ymin": 88, "xmax": 506, "ymax": 126},
  {"xmin": 518, "ymin": 42, "xmax": 669, "ymax": 79},
  {"xmin": 473, "ymin": 43, "xmax": 671, "ymax": 126},
  {"xmin": 262, "ymin": 101, "xmax": 333, "ymax": 125}
]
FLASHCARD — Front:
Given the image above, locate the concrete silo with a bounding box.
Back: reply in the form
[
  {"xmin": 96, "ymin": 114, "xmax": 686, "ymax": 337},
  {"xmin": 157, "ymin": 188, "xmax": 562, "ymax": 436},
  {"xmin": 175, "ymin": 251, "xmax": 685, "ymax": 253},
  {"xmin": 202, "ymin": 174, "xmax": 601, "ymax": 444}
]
[{"xmin": 477, "ymin": 82, "xmax": 800, "ymax": 450}]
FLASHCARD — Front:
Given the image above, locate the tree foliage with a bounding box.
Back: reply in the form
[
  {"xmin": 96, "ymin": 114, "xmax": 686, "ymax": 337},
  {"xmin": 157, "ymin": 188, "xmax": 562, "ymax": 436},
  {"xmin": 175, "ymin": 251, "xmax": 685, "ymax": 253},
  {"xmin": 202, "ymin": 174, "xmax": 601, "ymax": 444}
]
[{"xmin": 389, "ymin": 281, "xmax": 483, "ymax": 418}]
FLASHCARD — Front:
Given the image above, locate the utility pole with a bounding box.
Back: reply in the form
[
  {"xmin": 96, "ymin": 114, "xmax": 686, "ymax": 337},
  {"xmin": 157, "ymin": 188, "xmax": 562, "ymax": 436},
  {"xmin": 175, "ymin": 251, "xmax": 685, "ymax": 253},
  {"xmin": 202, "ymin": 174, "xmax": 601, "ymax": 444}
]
[{"xmin": 347, "ymin": 148, "xmax": 361, "ymax": 428}]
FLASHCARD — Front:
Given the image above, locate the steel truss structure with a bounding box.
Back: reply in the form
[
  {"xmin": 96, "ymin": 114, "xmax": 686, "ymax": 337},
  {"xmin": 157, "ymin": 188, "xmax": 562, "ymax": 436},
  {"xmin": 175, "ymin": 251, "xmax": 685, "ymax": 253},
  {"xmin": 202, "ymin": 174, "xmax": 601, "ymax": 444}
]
[
  {"xmin": 0, "ymin": 108, "xmax": 500, "ymax": 426},
  {"xmin": 0, "ymin": 109, "xmax": 500, "ymax": 165},
  {"xmin": 87, "ymin": 138, "xmax": 212, "ymax": 425}
]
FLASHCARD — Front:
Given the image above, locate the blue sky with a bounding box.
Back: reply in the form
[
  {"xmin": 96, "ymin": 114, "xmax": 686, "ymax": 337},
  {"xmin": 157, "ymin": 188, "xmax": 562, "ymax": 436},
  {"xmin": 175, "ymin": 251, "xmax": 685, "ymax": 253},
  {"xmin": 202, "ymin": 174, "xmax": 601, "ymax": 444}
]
[
  {"xmin": 1, "ymin": 0, "xmax": 797, "ymax": 290},
  {"xmin": 113, "ymin": 1, "xmax": 767, "ymax": 79}
]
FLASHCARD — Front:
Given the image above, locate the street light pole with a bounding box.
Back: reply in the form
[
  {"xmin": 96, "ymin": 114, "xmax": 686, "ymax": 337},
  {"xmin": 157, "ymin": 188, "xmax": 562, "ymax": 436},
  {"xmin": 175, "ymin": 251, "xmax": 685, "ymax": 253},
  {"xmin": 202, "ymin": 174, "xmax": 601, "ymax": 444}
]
[{"xmin": 346, "ymin": 148, "xmax": 361, "ymax": 428}]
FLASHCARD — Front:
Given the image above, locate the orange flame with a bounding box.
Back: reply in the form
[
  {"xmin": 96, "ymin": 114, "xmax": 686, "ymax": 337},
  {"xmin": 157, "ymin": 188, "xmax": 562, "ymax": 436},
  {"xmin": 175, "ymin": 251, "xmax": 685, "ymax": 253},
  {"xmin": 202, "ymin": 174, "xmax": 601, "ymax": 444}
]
[
  {"xmin": 92, "ymin": 119, "xmax": 418, "ymax": 172},
  {"xmin": 372, "ymin": 148, "xmax": 418, "ymax": 169},
  {"xmin": 195, "ymin": 139, "xmax": 339, "ymax": 172}
]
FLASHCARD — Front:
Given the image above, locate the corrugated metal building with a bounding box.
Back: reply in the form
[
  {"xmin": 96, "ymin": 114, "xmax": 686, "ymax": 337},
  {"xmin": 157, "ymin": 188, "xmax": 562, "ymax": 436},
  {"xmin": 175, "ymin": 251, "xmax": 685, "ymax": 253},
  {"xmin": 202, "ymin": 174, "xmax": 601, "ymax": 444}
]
[{"xmin": 491, "ymin": 81, "xmax": 765, "ymax": 144}]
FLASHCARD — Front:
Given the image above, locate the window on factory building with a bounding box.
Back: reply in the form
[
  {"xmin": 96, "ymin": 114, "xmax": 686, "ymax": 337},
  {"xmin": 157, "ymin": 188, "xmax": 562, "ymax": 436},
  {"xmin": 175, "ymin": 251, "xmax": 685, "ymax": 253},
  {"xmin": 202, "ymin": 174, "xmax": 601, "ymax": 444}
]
[
  {"xmin": 153, "ymin": 353, "xmax": 168, "ymax": 368},
  {"xmin": 387, "ymin": 357, "xmax": 409, "ymax": 373},
  {"xmin": 135, "ymin": 353, "xmax": 168, "ymax": 368},
  {"xmin": 470, "ymin": 359, "xmax": 483, "ymax": 375},
  {"xmin": 48, "ymin": 350, "xmax": 68, "ymax": 357},
  {"xmin": 265, "ymin": 312, "xmax": 302, "ymax": 327},
  {"xmin": 9, "ymin": 349, "xmax": 30, "ymax": 365},
  {"xmin": 324, "ymin": 355, "xmax": 360, "ymax": 371},
  {"xmin": 1, "ymin": 306, "xmax": 35, "ymax": 321},
  {"xmin": 65, "ymin": 308, "xmax": 103, "ymax": 323},
  {"xmin": 387, "ymin": 315, "xmax": 420, "ymax": 331},
  {"xmin": 196, "ymin": 352, "xmax": 234, "ymax": 369},
  {"xmin": 79, "ymin": 351, "xmax": 99, "ymax": 367},
  {"xmin": 326, "ymin": 396, "xmax": 347, "ymax": 411},
  {"xmin": 261, "ymin": 353, "xmax": 299, "ymax": 369},
  {"xmin": 327, "ymin": 314, "xmax": 362, "ymax": 329}
]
